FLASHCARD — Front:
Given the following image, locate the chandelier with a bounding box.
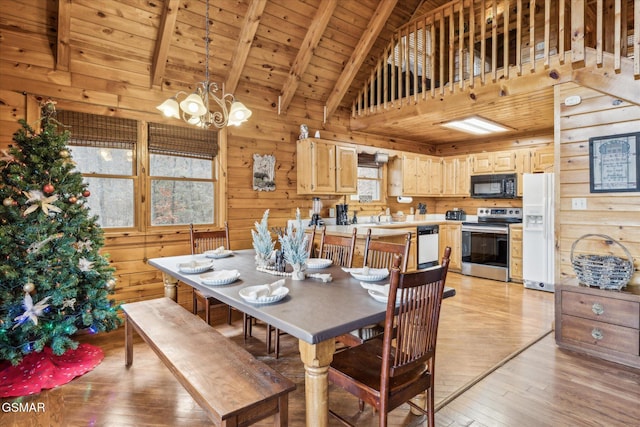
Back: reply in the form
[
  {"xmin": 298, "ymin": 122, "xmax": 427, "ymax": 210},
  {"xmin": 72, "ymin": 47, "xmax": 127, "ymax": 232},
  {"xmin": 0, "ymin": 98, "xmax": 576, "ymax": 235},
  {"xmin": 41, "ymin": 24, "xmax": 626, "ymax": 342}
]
[{"xmin": 156, "ymin": 0, "xmax": 252, "ymax": 128}]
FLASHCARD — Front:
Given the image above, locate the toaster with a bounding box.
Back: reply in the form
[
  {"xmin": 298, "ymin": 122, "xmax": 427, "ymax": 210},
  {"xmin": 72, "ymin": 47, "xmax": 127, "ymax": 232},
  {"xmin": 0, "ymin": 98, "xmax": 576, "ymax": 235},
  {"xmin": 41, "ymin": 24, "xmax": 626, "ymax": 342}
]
[{"xmin": 445, "ymin": 209, "xmax": 465, "ymax": 221}]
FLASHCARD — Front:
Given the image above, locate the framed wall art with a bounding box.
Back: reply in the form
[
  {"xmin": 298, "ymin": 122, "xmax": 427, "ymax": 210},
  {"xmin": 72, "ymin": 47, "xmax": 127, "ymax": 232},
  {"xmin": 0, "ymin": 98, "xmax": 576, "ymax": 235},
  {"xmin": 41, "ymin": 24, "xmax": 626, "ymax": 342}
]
[
  {"xmin": 253, "ymin": 154, "xmax": 276, "ymax": 191},
  {"xmin": 589, "ymin": 132, "xmax": 640, "ymax": 193}
]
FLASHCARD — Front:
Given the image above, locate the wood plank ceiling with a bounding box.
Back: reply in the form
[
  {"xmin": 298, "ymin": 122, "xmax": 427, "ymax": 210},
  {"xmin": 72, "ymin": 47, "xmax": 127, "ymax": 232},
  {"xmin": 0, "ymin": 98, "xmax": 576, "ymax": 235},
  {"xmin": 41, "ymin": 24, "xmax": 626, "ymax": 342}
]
[{"xmin": 45, "ymin": 0, "xmax": 553, "ymax": 146}]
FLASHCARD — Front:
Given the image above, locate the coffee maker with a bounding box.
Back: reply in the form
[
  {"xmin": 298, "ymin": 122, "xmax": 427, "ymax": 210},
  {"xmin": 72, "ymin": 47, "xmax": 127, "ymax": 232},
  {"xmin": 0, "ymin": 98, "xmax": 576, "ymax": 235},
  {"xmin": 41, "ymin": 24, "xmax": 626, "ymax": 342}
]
[
  {"xmin": 336, "ymin": 203, "xmax": 349, "ymax": 225},
  {"xmin": 310, "ymin": 197, "xmax": 324, "ymax": 226}
]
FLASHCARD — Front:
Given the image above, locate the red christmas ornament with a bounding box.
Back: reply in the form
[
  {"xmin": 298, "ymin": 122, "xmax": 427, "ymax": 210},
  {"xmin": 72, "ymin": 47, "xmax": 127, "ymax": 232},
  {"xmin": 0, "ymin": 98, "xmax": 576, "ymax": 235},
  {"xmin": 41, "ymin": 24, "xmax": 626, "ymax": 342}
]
[
  {"xmin": 68, "ymin": 196, "xmax": 77, "ymax": 204},
  {"xmin": 82, "ymin": 190, "xmax": 91, "ymax": 197},
  {"xmin": 43, "ymin": 183, "xmax": 55, "ymax": 194}
]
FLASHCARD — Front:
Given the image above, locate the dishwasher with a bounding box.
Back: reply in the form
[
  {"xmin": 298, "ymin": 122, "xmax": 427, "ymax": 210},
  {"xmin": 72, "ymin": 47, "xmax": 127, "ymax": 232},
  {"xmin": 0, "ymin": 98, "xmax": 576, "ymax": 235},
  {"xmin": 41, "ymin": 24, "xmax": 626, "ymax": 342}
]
[{"xmin": 417, "ymin": 225, "xmax": 439, "ymax": 269}]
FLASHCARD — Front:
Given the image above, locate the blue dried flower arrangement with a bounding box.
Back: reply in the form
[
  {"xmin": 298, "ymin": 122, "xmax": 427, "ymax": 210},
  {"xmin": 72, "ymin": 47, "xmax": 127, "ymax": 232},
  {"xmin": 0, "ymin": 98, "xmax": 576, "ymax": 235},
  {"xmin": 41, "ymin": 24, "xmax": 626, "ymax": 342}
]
[
  {"xmin": 252, "ymin": 209, "xmax": 275, "ymax": 263},
  {"xmin": 278, "ymin": 208, "xmax": 309, "ymax": 267}
]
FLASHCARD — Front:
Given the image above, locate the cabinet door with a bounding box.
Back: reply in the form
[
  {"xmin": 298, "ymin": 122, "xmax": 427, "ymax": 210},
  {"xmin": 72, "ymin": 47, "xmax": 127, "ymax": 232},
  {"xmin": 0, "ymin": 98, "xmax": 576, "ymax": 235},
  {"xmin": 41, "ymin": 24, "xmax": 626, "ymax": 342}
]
[
  {"xmin": 335, "ymin": 145, "xmax": 358, "ymax": 193},
  {"xmin": 441, "ymin": 158, "xmax": 457, "ymax": 196},
  {"xmin": 493, "ymin": 151, "xmax": 517, "ymax": 172},
  {"xmin": 402, "ymin": 153, "xmax": 418, "ymax": 195},
  {"xmin": 531, "ymin": 146, "xmax": 554, "ymax": 172},
  {"xmin": 471, "ymin": 153, "xmax": 493, "ymax": 173},
  {"xmin": 515, "ymin": 150, "xmax": 531, "ymax": 197},
  {"xmin": 311, "ymin": 140, "xmax": 336, "ymax": 193},
  {"xmin": 439, "ymin": 224, "xmax": 461, "ymax": 271},
  {"xmin": 416, "ymin": 155, "xmax": 439, "ymax": 195},
  {"xmin": 455, "ymin": 156, "xmax": 470, "ymax": 196}
]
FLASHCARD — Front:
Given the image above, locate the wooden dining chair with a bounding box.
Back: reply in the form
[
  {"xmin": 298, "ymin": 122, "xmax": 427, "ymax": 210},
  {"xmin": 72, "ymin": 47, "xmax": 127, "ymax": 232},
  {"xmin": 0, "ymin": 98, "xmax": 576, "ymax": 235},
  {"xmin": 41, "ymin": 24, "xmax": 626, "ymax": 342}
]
[
  {"xmin": 328, "ymin": 248, "xmax": 451, "ymax": 427},
  {"xmin": 190, "ymin": 223, "xmax": 235, "ymax": 325},
  {"xmin": 337, "ymin": 229, "xmax": 412, "ymax": 348},
  {"xmin": 306, "ymin": 224, "xmax": 317, "ymax": 258},
  {"xmin": 318, "ymin": 226, "xmax": 357, "ymax": 268}
]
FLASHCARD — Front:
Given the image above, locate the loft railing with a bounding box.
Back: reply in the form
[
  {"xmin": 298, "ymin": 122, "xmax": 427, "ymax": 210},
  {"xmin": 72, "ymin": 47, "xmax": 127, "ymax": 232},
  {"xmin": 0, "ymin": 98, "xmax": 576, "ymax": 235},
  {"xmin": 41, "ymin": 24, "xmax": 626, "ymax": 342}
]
[{"xmin": 353, "ymin": 0, "xmax": 638, "ymax": 117}]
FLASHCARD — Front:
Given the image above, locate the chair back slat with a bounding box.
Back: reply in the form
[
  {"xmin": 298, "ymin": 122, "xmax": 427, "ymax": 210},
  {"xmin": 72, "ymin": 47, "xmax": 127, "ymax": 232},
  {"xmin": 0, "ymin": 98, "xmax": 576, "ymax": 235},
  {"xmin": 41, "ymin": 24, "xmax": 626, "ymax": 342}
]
[
  {"xmin": 363, "ymin": 229, "xmax": 411, "ymax": 272},
  {"xmin": 318, "ymin": 227, "xmax": 357, "ymax": 268},
  {"xmin": 190, "ymin": 222, "xmax": 230, "ymax": 255}
]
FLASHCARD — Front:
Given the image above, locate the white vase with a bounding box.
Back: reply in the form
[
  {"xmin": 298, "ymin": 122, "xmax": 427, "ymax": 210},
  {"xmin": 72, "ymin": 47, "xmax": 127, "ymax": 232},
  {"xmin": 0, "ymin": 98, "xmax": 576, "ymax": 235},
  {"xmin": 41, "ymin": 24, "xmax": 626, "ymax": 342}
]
[
  {"xmin": 291, "ymin": 263, "xmax": 306, "ymax": 280},
  {"xmin": 255, "ymin": 252, "xmax": 271, "ymax": 269}
]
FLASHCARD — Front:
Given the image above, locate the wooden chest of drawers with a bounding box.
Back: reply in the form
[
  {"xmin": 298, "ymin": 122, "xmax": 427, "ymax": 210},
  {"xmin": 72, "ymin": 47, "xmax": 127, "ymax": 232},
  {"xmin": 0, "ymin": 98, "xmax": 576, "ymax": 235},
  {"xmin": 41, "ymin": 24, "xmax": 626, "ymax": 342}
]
[{"xmin": 555, "ymin": 281, "xmax": 640, "ymax": 369}]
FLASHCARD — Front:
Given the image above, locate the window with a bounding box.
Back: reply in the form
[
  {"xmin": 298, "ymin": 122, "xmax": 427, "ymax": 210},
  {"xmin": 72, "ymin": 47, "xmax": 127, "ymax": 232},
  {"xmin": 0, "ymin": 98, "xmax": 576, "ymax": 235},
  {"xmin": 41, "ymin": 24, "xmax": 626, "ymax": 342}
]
[
  {"xmin": 148, "ymin": 123, "xmax": 217, "ymax": 226},
  {"xmin": 58, "ymin": 112, "xmax": 220, "ymax": 230},
  {"xmin": 354, "ymin": 153, "xmax": 383, "ymax": 202},
  {"xmin": 58, "ymin": 111, "xmax": 137, "ymax": 228}
]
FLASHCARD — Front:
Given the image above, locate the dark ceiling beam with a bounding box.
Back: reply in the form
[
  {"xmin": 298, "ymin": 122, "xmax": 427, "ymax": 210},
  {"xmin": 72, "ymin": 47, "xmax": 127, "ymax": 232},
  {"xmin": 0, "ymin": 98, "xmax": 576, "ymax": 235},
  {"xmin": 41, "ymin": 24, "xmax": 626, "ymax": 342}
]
[
  {"xmin": 56, "ymin": 0, "xmax": 71, "ymax": 72},
  {"xmin": 150, "ymin": 0, "xmax": 180, "ymax": 88},
  {"xmin": 225, "ymin": 0, "xmax": 268, "ymax": 94},
  {"xmin": 278, "ymin": 0, "xmax": 338, "ymax": 114},
  {"xmin": 324, "ymin": 0, "xmax": 398, "ymax": 119}
]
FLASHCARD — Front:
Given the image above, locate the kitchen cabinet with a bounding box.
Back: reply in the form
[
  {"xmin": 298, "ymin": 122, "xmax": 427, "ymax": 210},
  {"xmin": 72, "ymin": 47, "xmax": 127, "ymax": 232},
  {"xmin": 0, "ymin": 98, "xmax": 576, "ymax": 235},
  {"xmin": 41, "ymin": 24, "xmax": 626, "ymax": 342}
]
[
  {"xmin": 388, "ymin": 153, "xmax": 441, "ymax": 197},
  {"xmin": 297, "ymin": 138, "xmax": 357, "ymax": 195},
  {"xmin": 531, "ymin": 145, "xmax": 554, "ymax": 173},
  {"xmin": 441, "ymin": 156, "xmax": 470, "ymax": 197},
  {"xmin": 509, "ymin": 224, "xmax": 523, "ymax": 282},
  {"xmin": 555, "ymin": 281, "xmax": 640, "ymax": 369},
  {"xmin": 471, "ymin": 151, "xmax": 516, "ymax": 174},
  {"xmin": 438, "ymin": 223, "xmax": 462, "ymax": 272}
]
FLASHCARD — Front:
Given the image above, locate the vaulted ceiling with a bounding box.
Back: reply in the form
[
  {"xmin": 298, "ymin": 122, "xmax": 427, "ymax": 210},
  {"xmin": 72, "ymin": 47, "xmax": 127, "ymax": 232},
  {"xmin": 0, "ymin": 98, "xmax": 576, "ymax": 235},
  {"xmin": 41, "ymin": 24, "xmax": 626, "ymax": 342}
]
[{"xmin": 24, "ymin": 0, "xmax": 557, "ymax": 146}]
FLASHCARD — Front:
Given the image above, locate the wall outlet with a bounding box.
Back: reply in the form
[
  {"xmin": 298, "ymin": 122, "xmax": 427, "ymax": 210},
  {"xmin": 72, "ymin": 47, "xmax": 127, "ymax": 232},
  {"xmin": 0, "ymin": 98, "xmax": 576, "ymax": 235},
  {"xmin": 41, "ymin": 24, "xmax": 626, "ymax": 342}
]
[{"xmin": 572, "ymin": 198, "xmax": 587, "ymax": 210}]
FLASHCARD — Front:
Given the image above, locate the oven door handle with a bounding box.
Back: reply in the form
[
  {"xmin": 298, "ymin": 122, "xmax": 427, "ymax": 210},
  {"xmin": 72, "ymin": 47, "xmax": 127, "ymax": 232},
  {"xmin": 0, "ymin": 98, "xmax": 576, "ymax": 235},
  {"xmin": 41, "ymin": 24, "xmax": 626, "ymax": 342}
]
[{"xmin": 462, "ymin": 225, "xmax": 508, "ymax": 234}]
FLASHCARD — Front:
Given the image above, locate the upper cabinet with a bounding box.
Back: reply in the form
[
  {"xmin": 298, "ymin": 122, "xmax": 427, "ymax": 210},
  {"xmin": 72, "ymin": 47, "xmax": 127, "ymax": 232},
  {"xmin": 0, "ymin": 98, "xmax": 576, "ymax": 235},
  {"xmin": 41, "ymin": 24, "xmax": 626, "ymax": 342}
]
[
  {"xmin": 388, "ymin": 153, "xmax": 441, "ymax": 197},
  {"xmin": 441, "ymin": 156, "xmax": 470, "ymax": 197},
  {"xmin": 531, "ymin": 145, "xmax": 554, "ymax": 173},
  {"xmin": 297, "ymin": 139, "xmax": 357, "ymax": 195},
  {"xmin": 471, "ymin": 151, "xmax": 517, "ymax": 174}
]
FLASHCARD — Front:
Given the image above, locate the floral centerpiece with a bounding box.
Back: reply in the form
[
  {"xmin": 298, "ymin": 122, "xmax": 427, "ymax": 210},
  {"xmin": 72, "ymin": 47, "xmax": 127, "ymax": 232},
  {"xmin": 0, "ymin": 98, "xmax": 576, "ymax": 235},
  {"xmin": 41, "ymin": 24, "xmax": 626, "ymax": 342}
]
[
  {"xmin": 251, "ymin": 209, "xmax": 275, "ymax": 268},
  {"xmin": 278, "ymin": 208, "xmax": 309, "ymax": 280}
]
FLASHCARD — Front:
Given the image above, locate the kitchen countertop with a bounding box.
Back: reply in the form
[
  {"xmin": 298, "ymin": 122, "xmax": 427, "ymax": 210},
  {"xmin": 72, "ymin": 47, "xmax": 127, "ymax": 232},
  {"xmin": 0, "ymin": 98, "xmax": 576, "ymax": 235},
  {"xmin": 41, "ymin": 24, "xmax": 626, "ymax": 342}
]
[{"xmin": 299, "ymin": 215, "xmax": 475, "ymax": 238}]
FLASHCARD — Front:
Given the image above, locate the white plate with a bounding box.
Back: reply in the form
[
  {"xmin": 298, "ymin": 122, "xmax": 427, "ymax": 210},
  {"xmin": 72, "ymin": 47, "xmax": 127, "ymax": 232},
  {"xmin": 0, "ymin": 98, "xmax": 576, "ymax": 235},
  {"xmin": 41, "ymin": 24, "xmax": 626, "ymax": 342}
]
[
  {"xmin": 350, "ymin": 268, "xmax": 389, "ymax": 282},
  {"xmin": 204, "ymin": 249, "xmax": 234, "ymax": 259},
  {"xmin": 306, "ymin": 258, "xmax": 333, "ymax": 269},
  {"xmin": 239, "ymin": 286, "xmax": 289, "ymax": 304},
  {"xmin": 177, "ymin": 260, "xmax": 214, "ymax": 274},
  {"xmin": 200, "ymin": 270, "xmax": 240, "ymax": 286},
  {"xmin": 368, "ymin": 289, "xmax": 400, "ymax": 305}
]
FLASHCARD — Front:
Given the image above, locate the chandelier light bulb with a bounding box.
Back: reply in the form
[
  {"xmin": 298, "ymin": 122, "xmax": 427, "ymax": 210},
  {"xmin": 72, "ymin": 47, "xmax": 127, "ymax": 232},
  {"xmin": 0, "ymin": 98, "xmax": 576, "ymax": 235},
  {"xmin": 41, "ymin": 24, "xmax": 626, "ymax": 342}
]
[
  {"xmin": 180, "ymin": 93, "xmax": 207, "ymax": 117},
  {"xmin": 156, "ymin": 97, "xmax": 180, "ymax": 119}
]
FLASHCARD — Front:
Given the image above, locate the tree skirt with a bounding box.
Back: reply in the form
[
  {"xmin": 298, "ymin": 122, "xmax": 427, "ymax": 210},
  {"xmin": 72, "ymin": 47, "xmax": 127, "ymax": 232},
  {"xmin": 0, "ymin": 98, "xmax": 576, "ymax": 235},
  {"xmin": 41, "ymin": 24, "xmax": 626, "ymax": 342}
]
[{"xmin": 0, "ymin": 343, "xmax": 104, "ymax": 398}]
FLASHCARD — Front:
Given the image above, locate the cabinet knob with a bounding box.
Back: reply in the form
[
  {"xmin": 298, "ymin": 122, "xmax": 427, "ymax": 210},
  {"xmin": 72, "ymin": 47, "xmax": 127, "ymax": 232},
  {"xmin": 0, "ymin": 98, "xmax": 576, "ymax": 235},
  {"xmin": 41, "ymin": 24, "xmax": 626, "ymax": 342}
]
[
  {"xmin": 591, "ymin": 302, "xmax": 604, "ymax": 315},
  {"xmin": 591, "ymin": 328, "xmax": 604, "ymax": 341}
]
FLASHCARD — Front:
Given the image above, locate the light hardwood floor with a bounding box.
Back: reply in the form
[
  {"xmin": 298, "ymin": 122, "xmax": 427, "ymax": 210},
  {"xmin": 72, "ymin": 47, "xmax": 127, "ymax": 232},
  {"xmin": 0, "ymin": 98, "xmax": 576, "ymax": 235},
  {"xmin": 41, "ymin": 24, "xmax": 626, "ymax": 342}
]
[{"xmin": 2, "ymin": 273, "xmax": 639, "ymax": 426}]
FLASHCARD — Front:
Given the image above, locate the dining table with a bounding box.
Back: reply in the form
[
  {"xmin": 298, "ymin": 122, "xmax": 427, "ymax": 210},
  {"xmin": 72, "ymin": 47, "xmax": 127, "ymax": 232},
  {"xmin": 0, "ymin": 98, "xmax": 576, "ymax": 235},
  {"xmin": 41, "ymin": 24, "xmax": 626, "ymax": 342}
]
[{"xmin": 148, "ymin": 249, "xmax": 455, "ymax": 427}]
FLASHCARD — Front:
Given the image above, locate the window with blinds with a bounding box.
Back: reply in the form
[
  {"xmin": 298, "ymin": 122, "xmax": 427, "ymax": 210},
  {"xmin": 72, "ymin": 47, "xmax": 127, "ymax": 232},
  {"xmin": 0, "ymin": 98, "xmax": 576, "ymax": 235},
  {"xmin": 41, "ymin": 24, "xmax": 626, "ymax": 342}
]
[
  {"xmin": 57, "ymin": 110, "xmax": 136, "ymax": 228},
  {"xmin": 356, "ymin": 153, "xmax": 383, "ymax": 202},
  {"xmin": 147, "ymin": 122, "xmax": 216, "ymax": 226}
]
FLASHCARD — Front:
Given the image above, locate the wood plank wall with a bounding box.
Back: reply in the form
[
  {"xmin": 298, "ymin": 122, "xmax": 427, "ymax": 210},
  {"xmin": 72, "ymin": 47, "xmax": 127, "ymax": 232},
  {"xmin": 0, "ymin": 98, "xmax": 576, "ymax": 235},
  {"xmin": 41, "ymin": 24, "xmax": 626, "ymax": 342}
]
[{"xmin": 556, "ymin": 82, "xmax": 640, "ymax": 286}]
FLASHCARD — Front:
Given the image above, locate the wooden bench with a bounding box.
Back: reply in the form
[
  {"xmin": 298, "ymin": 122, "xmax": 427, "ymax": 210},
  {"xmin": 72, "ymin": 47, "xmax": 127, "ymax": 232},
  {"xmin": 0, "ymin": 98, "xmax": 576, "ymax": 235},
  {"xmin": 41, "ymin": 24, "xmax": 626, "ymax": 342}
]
[{"xmin": 122, "ymin": 298, "xmax": 296, "ymax": 427}]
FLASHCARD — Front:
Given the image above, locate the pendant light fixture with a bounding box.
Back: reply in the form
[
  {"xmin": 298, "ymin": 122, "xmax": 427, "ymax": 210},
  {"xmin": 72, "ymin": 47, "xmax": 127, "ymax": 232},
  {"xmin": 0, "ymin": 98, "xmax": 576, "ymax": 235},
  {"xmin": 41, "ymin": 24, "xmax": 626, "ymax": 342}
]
[{"xmin": 156, "ymin": 0, "xmax": 252, "ymax": 128}]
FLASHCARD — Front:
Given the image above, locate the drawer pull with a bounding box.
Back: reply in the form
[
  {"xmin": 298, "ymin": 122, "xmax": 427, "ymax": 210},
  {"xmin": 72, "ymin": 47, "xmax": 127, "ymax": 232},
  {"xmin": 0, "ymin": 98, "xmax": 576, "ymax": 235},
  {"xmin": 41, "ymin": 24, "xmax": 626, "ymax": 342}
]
[
  {"xmin": 591, "ymin": 328, "xmax": 604, "ymax": 340},
  {"xmin": 591, "ymin": 303, "xmax": 604, "ymax": 315}
]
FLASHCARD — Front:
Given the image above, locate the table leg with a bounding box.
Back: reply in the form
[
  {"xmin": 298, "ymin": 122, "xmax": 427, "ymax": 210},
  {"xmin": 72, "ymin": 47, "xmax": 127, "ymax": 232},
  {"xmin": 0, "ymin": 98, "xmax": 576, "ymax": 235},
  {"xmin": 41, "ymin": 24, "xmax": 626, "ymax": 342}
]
[
  {"xmin": 162, "ymin": 272, "xmax": 179, "ymax": 302},
  {"xmin": 298, "ymin": 339, "xmax": 336, "ymax": 427}
]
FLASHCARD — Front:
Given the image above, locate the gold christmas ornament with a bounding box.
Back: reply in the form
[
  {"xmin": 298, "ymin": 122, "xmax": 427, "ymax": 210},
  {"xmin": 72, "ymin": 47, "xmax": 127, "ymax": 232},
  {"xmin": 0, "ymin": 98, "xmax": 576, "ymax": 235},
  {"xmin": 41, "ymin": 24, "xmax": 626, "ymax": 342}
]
[
  {"xmin": 23, "ymin": 282, "xmax": 35, "ymax": 293},
  {"xmin": 106, "ymin": 279, "xmax": 116, "ymax": 290},
  {"xmin": 3, "ymin": 197, "xmax": 13, "ymax": 207}
]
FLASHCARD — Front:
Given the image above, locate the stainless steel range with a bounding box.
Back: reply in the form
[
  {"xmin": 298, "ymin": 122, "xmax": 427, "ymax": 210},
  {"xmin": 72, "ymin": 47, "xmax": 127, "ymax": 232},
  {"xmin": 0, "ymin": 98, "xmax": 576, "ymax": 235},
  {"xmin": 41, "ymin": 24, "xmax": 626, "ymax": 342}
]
[{"xmin": 461, "ymin": 207, "xmax": 522, "ymax": 282}]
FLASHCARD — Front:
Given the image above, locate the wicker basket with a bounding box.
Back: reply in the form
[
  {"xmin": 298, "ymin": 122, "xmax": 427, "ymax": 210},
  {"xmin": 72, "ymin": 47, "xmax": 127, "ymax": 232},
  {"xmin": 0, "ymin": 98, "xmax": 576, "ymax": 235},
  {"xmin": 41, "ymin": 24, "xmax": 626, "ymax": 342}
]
[{"xmin": 570, "ymin": 234, "xmax": 634, "ymax": 290}]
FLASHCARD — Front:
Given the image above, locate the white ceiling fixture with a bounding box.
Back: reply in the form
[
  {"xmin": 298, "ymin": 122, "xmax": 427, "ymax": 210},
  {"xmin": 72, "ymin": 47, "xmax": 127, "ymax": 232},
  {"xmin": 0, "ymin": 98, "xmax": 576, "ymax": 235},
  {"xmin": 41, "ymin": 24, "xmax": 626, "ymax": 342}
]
[
  {"xmin": 441, "ymin": 116, "xmax": 510, "ymax": 135},
  {"xmin": 156, "ymin": 0, "xmax": 251, "ymax": 128}
]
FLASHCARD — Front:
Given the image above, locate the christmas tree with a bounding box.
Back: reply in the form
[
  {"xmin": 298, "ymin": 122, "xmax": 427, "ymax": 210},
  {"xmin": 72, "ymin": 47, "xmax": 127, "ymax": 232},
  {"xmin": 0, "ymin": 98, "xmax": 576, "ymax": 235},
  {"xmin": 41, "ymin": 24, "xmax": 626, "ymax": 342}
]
[{"xmin": 0, "ymin": 100, "xmax": 121, "ymax": 366}]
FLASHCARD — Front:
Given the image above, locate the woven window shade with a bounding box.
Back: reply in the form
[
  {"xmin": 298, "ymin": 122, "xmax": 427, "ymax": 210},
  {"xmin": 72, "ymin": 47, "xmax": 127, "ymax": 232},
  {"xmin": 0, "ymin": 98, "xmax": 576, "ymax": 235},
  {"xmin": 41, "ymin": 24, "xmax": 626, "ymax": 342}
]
[
  {"xmin": 57, "ymin": 110, "xmax": 136, "ymax": 150},
  {"xmin": 148, "ymin": 123, "xmax": 218, "ymax": 160},
  {"xmin": 358, "ymin": 153, "xmax": 383, "ymax": 168}
]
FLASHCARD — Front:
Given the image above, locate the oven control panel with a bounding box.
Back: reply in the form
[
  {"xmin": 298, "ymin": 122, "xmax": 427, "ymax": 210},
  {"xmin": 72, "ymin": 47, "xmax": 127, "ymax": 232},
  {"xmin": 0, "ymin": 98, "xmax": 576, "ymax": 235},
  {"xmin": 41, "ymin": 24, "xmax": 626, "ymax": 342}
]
[{"xmin": 476, "ymin": 207, "xmax": 522, "ymax": 221}]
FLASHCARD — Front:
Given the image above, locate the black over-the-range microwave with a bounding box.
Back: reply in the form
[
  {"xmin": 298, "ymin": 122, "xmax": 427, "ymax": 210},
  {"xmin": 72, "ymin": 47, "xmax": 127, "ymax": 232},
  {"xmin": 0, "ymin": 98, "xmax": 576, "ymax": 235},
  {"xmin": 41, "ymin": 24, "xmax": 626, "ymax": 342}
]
[{"xmin": 470, "ymin": 173, "xmax": 517, "ymax": 199}]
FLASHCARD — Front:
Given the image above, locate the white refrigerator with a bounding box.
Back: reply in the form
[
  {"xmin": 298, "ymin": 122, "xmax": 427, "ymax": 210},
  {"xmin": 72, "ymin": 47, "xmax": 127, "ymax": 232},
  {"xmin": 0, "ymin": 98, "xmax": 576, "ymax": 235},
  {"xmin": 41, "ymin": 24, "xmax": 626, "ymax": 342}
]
[{"xmin": 522, "ymin": 173, "xmax": 555, "ymax": 292}]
